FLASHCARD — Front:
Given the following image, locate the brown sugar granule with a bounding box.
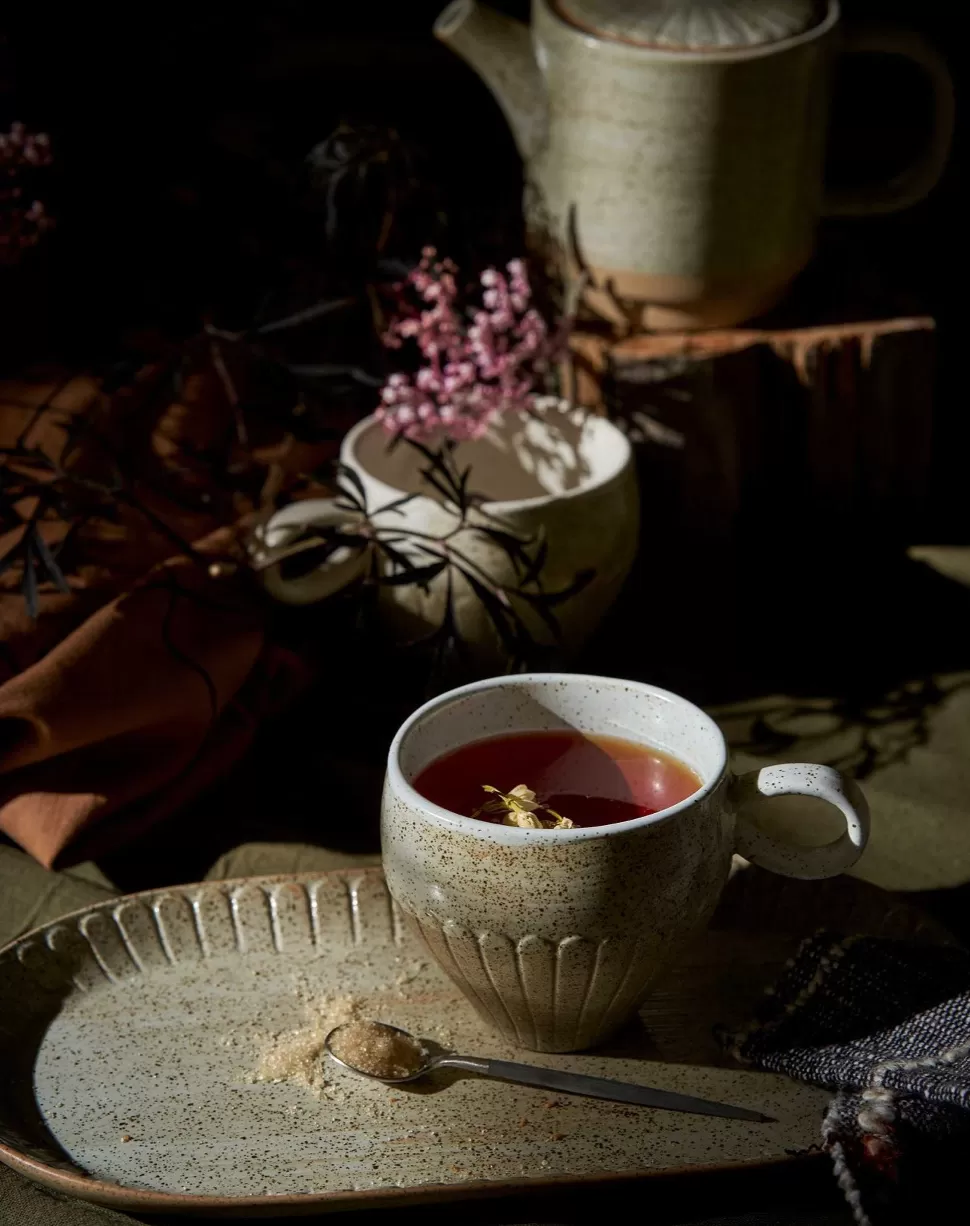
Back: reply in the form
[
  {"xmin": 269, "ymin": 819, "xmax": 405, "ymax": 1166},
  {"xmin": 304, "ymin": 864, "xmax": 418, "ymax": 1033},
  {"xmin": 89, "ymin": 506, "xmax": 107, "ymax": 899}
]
[
  {"xmin": 329, "ymin": 1021, "xmax": 425, "ymax": 1081},
  {"xmin": 251, "ymin": 992, "xmax": 362, "ymax": 1097}
]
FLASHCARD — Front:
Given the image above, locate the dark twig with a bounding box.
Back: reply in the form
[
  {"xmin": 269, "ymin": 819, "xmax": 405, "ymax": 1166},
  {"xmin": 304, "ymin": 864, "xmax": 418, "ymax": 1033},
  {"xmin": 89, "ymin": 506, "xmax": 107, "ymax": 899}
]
[{"xmin": 209, "ymin": 340, "xmax": 249, "ymax": 448}]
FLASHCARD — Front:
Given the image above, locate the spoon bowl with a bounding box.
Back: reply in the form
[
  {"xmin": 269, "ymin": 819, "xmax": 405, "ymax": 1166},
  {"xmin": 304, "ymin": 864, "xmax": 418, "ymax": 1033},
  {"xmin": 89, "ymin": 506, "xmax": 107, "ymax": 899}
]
[{"xmin": 324, "ymin": 1022, "xmax": 433, "ymax": 1084}]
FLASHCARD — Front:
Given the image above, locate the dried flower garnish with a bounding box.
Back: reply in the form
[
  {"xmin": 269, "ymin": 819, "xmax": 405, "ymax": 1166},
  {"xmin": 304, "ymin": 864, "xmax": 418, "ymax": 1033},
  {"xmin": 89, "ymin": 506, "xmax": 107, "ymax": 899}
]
[{"xmin": 472, "ymin": 784, "xmax": 574, "ymax": 829}]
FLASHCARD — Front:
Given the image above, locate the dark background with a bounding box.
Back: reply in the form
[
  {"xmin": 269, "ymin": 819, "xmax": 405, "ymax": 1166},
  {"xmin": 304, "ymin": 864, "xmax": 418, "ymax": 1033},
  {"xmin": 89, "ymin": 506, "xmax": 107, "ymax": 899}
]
[
  {"xmin": 0, "ymin": 0, "xmax": 964, "ymax": 588},
  {"xmin": 3, "ymin": 0, "xmax": 963, "ymax": 798},
  {"xmin": 1, "ymin": 1, "xmax": 964, "ymax": 729},
  {"xmin": 1, "ymin": 1, "xmax": 964, "ymax": 533}
]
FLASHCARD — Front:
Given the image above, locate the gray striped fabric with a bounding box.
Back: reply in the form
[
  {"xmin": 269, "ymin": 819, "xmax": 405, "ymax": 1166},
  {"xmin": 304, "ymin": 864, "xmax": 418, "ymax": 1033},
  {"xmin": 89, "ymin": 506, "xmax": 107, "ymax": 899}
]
[{"xmin": 731, "ymin": 933, "xmax": 970, "ymax": 1225}]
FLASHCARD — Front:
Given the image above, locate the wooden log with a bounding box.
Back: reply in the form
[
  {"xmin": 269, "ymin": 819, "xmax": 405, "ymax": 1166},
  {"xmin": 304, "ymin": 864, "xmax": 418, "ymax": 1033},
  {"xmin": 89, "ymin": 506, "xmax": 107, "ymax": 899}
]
[{"xmin": 570, "ymin": 316, "xmax": 937, "ymax": 549}]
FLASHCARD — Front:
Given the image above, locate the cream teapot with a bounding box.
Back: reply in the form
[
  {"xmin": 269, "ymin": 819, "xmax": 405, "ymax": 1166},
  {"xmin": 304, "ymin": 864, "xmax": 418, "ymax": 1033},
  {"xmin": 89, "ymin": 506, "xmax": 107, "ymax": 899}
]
[{"xmin": 435, "ymin": 0, "xmax": 953, "ymax": 329}]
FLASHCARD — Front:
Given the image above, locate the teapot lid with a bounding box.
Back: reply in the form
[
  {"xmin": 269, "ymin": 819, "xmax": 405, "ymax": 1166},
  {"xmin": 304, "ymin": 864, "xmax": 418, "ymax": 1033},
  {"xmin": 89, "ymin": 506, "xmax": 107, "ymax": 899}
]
[{"xmin": 552, "ymin": 0, "xmax": 825, "ymax": 50}]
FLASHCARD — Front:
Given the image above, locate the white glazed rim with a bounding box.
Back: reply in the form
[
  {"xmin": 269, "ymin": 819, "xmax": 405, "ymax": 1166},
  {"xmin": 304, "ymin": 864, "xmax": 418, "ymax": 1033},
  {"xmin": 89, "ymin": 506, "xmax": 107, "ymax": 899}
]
[
  {"xmin": 387, "ymin": 673, "xmax": 728, "ymax": 843},
  {"xmin": 541, "ymin": 0, "xmax": 841, "ymax": 63},
  {"xmin": 340, "ymin": 411, "xmax": 633, "ymax": 515}
]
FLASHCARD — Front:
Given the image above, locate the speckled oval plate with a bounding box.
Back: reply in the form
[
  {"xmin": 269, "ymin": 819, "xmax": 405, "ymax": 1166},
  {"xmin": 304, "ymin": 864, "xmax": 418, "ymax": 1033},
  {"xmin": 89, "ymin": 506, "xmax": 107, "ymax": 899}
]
[{"xmin": 0, "ymin": 867, "xmax": 946, "ymax": 1216}]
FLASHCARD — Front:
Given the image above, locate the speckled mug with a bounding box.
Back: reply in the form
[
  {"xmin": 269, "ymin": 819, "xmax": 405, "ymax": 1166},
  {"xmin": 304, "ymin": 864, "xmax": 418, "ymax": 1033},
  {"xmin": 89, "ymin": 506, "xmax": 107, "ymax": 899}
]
[{"xmin": 381, "ymin": 674, "xmax": 869, "ymax": 1053}]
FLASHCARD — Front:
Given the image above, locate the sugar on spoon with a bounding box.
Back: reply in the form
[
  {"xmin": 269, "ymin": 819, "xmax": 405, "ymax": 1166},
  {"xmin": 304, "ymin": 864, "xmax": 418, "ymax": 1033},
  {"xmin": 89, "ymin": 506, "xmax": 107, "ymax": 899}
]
[{"xmin": 324, "ymin": 1020, "xmax": 774, "ymax": 1123}]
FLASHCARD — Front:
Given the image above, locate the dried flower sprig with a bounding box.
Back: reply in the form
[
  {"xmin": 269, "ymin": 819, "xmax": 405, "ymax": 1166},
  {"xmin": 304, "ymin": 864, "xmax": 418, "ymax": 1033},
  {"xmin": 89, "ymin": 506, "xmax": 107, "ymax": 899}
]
[
  {"xmin": 376, "ymin": 248, "xmax": 564, "ymax": 441},
  {"xmin": 472, "ymin": 784, "xmax": 574, "ymax": 829},
  {"xmin": 1, "ymin": 123, "xmax": 53, "ymax": 267}
]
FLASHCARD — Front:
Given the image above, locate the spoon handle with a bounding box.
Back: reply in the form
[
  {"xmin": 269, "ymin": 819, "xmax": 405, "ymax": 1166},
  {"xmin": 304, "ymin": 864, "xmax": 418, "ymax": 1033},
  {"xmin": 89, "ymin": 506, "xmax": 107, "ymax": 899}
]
[{"xmin": 435, "ymin": 1055, "xmax": 772, "ymax": 1123}]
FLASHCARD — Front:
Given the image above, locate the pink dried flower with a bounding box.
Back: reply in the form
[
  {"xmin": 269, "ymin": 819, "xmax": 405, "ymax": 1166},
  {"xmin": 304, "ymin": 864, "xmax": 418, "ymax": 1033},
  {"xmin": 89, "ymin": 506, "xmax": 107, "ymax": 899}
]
[
  {"xmin": 1, "ymin": 123, "xmax": 54, "ymax": 267},
  {"xmin": 376, "ymin": 249, "xmax": 565, "ymax": 441}
]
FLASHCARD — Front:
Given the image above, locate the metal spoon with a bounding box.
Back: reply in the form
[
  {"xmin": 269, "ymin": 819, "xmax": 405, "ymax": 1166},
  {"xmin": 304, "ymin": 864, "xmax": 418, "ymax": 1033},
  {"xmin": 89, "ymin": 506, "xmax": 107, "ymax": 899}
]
[{"xmin": 324, "ymin": 1021, "xmax": 774, "ymax": 1123}]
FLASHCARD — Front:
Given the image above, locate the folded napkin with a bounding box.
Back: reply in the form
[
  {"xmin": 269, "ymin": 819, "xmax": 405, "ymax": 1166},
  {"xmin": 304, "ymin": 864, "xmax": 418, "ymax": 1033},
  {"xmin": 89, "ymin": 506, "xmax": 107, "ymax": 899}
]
[
  {"xmin": 728, "ymin": 933, "xmax": 970, "ymax": 1226},
  {"xmin": 0, "ymin": 369, "xmax": 333, "ymax": 868}
]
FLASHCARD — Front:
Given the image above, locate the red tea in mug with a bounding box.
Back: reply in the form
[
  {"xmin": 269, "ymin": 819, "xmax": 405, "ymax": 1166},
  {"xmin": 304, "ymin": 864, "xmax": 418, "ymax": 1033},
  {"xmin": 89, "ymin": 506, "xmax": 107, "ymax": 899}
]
[{"xmin": 413, "ymin": 731, "xmax": 702, "ymax": 828}]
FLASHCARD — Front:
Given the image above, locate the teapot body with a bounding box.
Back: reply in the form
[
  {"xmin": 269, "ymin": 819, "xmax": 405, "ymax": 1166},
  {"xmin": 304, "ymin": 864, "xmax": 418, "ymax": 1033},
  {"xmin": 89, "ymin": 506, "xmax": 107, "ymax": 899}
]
[{"xmin": 528, "ymin": 0, "xmax": 838, "ymax": 329}]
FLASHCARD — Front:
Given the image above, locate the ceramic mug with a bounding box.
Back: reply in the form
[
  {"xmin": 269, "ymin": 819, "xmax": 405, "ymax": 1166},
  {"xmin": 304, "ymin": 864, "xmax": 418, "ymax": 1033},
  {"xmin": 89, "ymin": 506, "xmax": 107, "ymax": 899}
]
[
  {"xmin": 254, "ymin": 404, "xmax": 639, "ymax": 672},
  {"xmin": 381, "ymin": 673, "xmax": 869, "ymax": 1052}
]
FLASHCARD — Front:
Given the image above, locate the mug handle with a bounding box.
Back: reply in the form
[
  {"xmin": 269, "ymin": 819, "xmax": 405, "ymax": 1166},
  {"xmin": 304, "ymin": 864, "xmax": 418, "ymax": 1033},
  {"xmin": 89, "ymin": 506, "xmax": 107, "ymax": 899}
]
[
  {"xmin": 251, "ymin": 497, "xmax": 369, "ymax": 606},
  {"xmin": 732, "ymin": 764, "xmax": 870, "ymax": 880},
  {"xmin": 823, "ymin": 25, "xmax": 954, "ymax": 217}
]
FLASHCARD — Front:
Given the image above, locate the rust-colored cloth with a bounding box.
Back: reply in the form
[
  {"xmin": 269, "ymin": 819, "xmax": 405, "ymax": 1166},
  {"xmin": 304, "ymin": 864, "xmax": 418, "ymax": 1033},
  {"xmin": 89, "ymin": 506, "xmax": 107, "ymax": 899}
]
[{"xmin": 0, "ymin": 366, "xmax": 335, "ymax": 868}]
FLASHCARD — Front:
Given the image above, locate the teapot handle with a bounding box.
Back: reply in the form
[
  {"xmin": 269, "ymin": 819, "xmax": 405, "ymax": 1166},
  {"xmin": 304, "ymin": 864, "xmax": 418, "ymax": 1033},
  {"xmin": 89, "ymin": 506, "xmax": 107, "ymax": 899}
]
[{"xmin": 824, "ymin": 25, "xmax": 954, "ymax": 217}]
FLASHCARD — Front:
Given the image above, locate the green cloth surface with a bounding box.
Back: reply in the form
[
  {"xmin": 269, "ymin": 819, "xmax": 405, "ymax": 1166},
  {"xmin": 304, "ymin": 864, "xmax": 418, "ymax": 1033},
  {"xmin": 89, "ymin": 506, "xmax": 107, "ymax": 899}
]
[
  {"xmin": 0, "ymin": 843, "xmax": 379, "ymax": 949},
  {"xmin": 0, "ymin": 846, "xmax": 119, "ymax": 948}
]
